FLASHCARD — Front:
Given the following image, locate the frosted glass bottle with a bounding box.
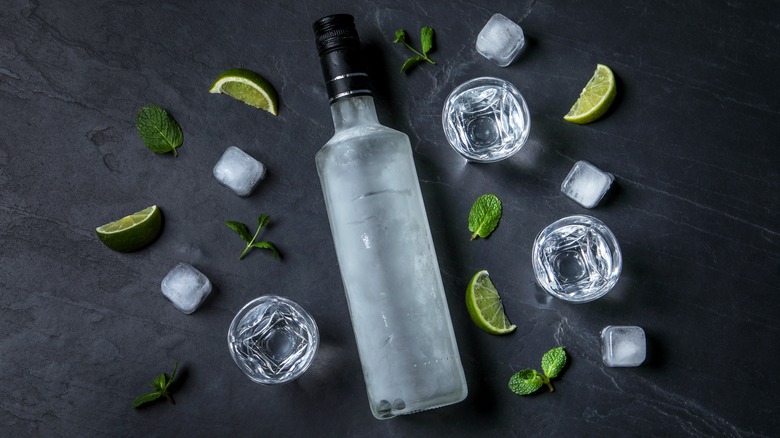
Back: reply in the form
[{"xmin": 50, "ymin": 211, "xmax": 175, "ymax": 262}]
[{"xmin": 313, "ymin": 15, "xmax": 467, "ymax": 419}]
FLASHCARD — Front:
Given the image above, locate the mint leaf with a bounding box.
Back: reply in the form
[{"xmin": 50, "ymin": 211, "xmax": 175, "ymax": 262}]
[
  {"xmin": 164, "ymin": 361, "xmax": 179, "ymax": 390},
  {"xmin": 468, "ymin": 194, "xmax": 502, "ymax": 240},
  {"xmin": 252, "ymin": 241, "xmax": 280, "ymax": 258},
  {"xmin": 132, "ymin": 392, "xmax": 162, "ymax": 408},
  {"xmin": 151, "ymin": 372, "xmax": 166, "ymax": 390},
  {"xmin": 541, "ymin": 347, "xmax": 567, "ymax": 379},
  {"xmin": 228, "ymin": 213, "xmax": 281, "ymax": 260},
  {"xmin": 420, "ymin": 26, "xmax": 434, "ymax": 55},
  {"xmin": 135, "ymin": 105, "xmax": 183, "ymax": 156},
  {"xmin": 393, "ymin": 29, "xmax": 406, "ymax": 44},
  {"xmin": 225, "ymin": 221, "xmax": 252, "ymax": 242},
  {"xmin": 508, "ymin": 369, "xmax": 544, "ymax": 395},
  {"xmin": 401, "ymin": 57, "xmax": 423, "ymax": 73}
]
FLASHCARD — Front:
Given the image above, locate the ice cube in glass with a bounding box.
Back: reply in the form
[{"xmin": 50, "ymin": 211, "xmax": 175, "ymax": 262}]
[
  {"xmin": 601, "ymin": 325, "xmax": 646, "ymax": 367},
  {"xmin": 213, "ymin": 146, "xmax": 266, "ymax": 197},
  {"xmin": 161, "ymin": 262, "xmax": 212, "ymax": 314},
  {"xmin": 561, "ymin": 161, "xmax": 614, "ymax": 208},
  {"xmin": 476, "ymin": 13, "xmax": 525, "ymax": 67}
]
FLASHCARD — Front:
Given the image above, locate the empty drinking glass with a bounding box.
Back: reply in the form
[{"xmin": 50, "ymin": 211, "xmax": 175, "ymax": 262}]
[
  {"xmin": 442, "ymin": 77, "xmax": 530, "ymax": 163},
  {"xmin": 228, "ymin": 295, "xmax": 319, "ymax": 384},
  {"xmin": 532, "ymin": 215, "xmax": 621, "ymax": 302}
]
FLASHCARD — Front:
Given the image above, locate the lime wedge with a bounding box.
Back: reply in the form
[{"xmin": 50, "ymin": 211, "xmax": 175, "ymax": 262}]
[
  {"xmin": 96, "ymin": 205, "xmax": 163, "ymax": 252},
  {"xmin": 466, "ymin": 270, "xmax": 517, "ymax": 335},
  {"xmin": 564, "ymin": 64, "xmax": 617, "ymax": 124},
  {"xmin": 209, "ymin": 68, "xmax": 279, "ymax": 116}
]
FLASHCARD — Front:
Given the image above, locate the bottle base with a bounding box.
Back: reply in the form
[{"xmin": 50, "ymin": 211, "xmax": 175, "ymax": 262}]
[{"xmin": 369, "ymin": 387, "xmax": 468, "ymax": 420}]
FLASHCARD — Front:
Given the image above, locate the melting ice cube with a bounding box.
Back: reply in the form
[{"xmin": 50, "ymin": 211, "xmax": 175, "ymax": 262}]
[
  {"xmin": 561, "ymin": 160, "xmax": 614, "ymax": 208},
  {"xmin": 213, "ymin": 146, "xmax": 266, "ymax": 197},
  {"xmin": 161, "ymin": 262, "xmax": 212, "ymax": 314},
  {"xmin": 601, "ymin": 325, "xmax": 646, "ymax": 367},
  {"xmin": 476, "ymin": 13, "xmax": 525, "ymax": 67}
]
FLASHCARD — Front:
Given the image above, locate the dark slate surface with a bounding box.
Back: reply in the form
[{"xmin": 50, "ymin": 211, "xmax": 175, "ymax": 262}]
[{"xmin": 2, "ymin": 0, "xmax": 779, "ymax": 436}]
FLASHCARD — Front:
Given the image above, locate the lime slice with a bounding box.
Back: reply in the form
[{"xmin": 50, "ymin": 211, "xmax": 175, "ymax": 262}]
[
  {"xmin": 209, "ymin": 68, "xmax": 279, "ymax": 116},
  {"xmin": 563, "ymin": 64, "xmax": 617, "ymax": 124},
  {"xmin": 466, "ymin": 270, "xmax": 516, "ymax": 335},
  {"xmin": 96, "ymin": 205, "xmax": 163, "ymax": 252}
]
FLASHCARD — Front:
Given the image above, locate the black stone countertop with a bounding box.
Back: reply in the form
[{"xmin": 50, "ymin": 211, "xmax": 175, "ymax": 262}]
[{"xmin": 2, "ymin": 1, "xmax": 779, "ymax": 436}]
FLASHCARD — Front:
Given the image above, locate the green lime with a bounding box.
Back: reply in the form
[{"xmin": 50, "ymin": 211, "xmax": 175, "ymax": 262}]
[
  {"xmin": 209, "ymin": 68, "xmax": 279, "ymax": 116},
  {"xmin": 563, "ymin": 64, "xmax": 617, "ymax": 124},
  {"xmin": 466, "ymin": 270, "xmax": 516, "ymax": 335},
  {"xmin": 96, "ymin": 205, "xmax": 163, "ymax": 252}
]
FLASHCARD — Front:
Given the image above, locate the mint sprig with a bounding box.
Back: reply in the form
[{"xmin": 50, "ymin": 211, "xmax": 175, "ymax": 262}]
[
  {"xmin": 509, "ymin": 347, "xmax": 568, "ymax": 395},
  {"xmin": 132, "ymin": 361, "xmax": 178, "ymax": 408},
  {"xmin": 225, "ymin": 214, "xmax": 280, "ymax": 260},
  {"xmin": 468, "ymin": 194, "xmax": 502, "ymax": 240},
  {"xmin": 135, "ymin": 105, "xmax": 183, "ymax": 156},
  {"xmin": 393, "ymin": 26, "xmax": 436, "ymax": 73}
]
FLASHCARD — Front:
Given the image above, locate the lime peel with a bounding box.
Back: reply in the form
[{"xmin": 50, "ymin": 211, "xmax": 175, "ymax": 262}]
[
  {"xmin": 209, "ymin": 68, "xmax": 279, "ymax": 116},
  {"xmin": 564, "ymin": 64, "xmax": 616, "ymax": 124}
]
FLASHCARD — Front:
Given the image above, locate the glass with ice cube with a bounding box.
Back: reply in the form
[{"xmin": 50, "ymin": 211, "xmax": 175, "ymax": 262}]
[
  {"xmin": 561, "ymin": 161, "xmax": 614, "ymax": 208},
  {"xmin": 227, "ymin": 295, "xmax": 319, "ymax": 385},
  {"xmin": 532, "ymin": 215, "xmax": 621, "ymax": 302},
  {"xmin": 601, "ymin": 326, "xmax": 646, "ymax": 367},
  {"xmin": 442, "ymin": 77, "xmax": 530, "ymax": 162},
  {"xmin": 476, "ymin": 13, "xmax": 525, "ymax": 67},
  {"xmin": 161, "ymin": 262, "xmax": 212, "ymax": 314},
  {"xmin": 213, "ymin": 146, "xmax": 267, "ymax": 197}
]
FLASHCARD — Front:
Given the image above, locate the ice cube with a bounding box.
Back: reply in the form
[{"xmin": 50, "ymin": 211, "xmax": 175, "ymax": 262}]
[
  {"xmin": 213, "ymin": 146, "xmax": 266, "ymax": 197},
  {"xmin": 476, "ymin": 13, "xmax": 525, "ymax": 67},
  {"xmin": 601, "ymin": 326, "xmax": 646, "ymax": 367},
  {"xmin": 161, "ymin": 262, "xmax": 212, "ymax": 314},
  {"xmin": 561, "ymin": 160, "xmax": 614, "ymax": 208}
]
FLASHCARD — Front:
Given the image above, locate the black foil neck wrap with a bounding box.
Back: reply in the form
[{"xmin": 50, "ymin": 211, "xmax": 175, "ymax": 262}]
[{"xmin": 312, "ymin": 14, "xmax": 372, "ymax": 103}]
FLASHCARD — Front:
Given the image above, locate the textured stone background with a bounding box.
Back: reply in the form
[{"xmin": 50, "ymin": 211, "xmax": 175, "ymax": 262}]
[{"xmin": 1, "ymin": 0, "xmax": 778, "ymax": 436}]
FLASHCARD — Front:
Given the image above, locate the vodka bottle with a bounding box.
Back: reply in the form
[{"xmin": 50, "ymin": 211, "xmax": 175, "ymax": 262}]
[{"xmin": 312, "ymin": 14, "xmax": 468, "ymax": 419}]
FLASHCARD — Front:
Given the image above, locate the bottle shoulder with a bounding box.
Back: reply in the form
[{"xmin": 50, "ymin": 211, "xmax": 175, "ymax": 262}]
[
  {"xmin": 328, "ymin": 123, "xmax": 405, "ymax": 143},
  {"xmin": 317, "ymin": 124, "xmax": 409, "ymax": 160}
]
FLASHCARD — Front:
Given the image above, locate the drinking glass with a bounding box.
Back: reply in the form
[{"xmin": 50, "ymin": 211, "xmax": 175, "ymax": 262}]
[
  {"xmin": 442, "ymin": 77, "xmax": 530, "ymax": 163},
  {"xmin": 532, "ymin": 215, "xmax": 621, "ymax": 303},
  {"xmin": 228, "ymin": 295, "xmax": 319, "ymax": 384}
]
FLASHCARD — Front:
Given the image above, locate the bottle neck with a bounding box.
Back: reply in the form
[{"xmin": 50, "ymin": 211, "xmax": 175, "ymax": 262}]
[
  {"xmin": 313, "ymin": 15, "xmax": 372, "ymax": 104},
  {"xmin": 330, "ymin": 95, "xmax": 378, "ymax": 131},
  {"xmin": 320, "ymin": 50, "xmax": 372, "ymax": 104}
]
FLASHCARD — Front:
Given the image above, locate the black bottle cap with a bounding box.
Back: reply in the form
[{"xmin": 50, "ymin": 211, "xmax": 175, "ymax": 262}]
[
  {"xmin": 312, "ymin": 14, "xmax": 372, "ymax": 103},
  {"xmin": 313, "ymin": 14, "xmax": 361, "ymax": 56}
]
